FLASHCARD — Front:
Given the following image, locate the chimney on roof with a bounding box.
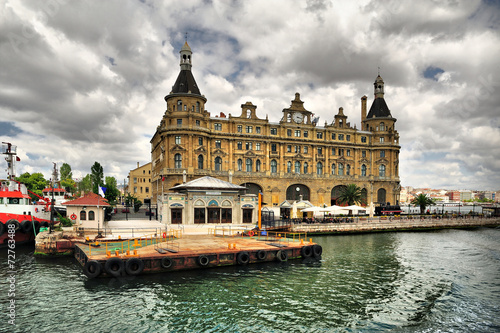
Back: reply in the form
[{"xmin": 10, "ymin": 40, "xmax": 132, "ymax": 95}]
[
  {"xmin": 183, "ymin": 170, "xmax": 187, "ymax": 184},
  {"xmin": 137, "ymin": 162, "xmax": 140, "ymax": 168},
  {"xmin": 361, "ymin": 95, "xmax": 367, "ymax": 124}
]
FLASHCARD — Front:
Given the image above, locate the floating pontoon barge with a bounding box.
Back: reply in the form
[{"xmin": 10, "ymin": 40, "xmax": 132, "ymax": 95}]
[{"xmin": 74, "ymin": 229, "xmax": 322, "ymax": 278}]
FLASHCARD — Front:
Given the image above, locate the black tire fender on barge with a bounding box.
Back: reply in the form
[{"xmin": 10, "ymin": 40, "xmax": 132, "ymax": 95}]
[
  {"xmin": 300, "ymin": 245, "xmax": 313, "ymax": 258},
  {"xmin": 256, "ymin": 250, "xmax": 267, "ymax": 261},
  {"xmin": 83, "ymin": 260, "xmax": 102, "ymax": 278},
  {"xmin": 312, "ymin": 245, "xmax": 323, "ymax": 257},
  {"xmin": 276, "ymin": 250, "xmax": 288, "ymax": 262},
  {"xmin": 20, "ymin": 220, "xmax": 33, "ymax": 233},
  {"xmin": 104, "ymin": 257, "xmax": 124, "ymax": 277},
  {"xmin": 125, "ymin": 258, "xmax": 144, "ymax": 276},
  {"xmin": 197, "ymin": 255, "xmax": 210, "ymax": 267},
  {"xmin": 236, "ymin": 251, "xmax": 250, "ymax": 265},
  {"xmin": 161, "ymin": 257, "xmax": 174, "ymax": 269}
]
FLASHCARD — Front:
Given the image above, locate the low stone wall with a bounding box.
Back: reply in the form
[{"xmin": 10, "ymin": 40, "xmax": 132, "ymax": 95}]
[{"xmin": 293, "ymin": 217, "xmax": 500, "ymax": 234}]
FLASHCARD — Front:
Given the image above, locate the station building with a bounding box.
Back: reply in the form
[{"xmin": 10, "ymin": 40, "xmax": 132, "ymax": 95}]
[{"xmin": 151, "ymin": 42, "xmax": 401, "ymax": 225}]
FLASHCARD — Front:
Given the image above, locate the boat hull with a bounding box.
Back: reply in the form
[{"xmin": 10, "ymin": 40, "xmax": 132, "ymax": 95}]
[{"xmin": 0, "ymin": 213, "xmax": 50, "ymax": 248}]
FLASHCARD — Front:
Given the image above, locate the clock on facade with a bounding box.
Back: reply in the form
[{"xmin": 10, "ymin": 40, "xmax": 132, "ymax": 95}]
[{"xmin": 292, "ymin": 112, "xmax": 304, "ymax": 123}]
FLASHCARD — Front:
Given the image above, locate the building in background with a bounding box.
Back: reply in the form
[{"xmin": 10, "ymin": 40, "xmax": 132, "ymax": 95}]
[
  {"xmin": 151, "ymin": 42, "xmax": 401, "ymax": 224},
  {"xmin": 127, "ymin": 162, "xmax": 152, "ymax": 203}
]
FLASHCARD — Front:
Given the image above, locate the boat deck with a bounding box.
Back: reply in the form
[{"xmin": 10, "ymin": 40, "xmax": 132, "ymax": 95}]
[{"xmin": 74, "ymin": 232, "xmax": 321, "ymax": 278}]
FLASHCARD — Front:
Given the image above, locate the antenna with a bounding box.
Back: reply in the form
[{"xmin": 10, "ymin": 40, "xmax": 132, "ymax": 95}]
[{"xmin": 185, "ymin": 32, "xmax": 188, "ymax": 43}]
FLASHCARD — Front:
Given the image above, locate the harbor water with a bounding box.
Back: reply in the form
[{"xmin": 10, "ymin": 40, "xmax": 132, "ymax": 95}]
[{"xmin": 1, "ymin": 227, "xmax": 499, "ymax": 332}]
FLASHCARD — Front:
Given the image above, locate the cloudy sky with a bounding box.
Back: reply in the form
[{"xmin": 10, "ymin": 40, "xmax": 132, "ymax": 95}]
[{"xmin": 1, "ymin": 0, "xmax": 499, "ymax": 191}]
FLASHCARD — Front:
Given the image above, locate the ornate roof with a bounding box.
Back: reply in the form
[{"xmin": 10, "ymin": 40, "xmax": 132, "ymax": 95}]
[
  {"xmin": 170, "ymin": 176, "xmax": 246, "ymax": 191},
  {"xmin": 367, "ymin": 97, "xmax": 392, "ymax": 118}
]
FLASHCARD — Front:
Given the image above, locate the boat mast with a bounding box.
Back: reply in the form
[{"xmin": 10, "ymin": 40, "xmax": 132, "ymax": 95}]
[{"xmin": 2, "ymin": 142, "xmax": 17, "ymax": 180}]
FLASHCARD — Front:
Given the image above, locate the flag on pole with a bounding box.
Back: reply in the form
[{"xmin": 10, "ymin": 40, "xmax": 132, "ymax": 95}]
[{"xmin": 99, "ymin": 186, "xmax": 106, "ymax": 197}]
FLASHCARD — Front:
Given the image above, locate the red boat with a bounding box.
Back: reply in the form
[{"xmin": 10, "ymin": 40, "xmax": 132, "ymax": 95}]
[{"xmin": 0, "ymin": 143, "xmax": 51, "ymax": 247}]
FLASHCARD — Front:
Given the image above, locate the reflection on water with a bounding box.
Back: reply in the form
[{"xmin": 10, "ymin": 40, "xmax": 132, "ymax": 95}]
[{"xmin": 1, "ymin": 228, "xmax": 499, "ymax": 332}]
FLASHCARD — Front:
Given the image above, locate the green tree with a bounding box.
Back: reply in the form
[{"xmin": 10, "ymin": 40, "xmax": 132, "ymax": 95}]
[
  {"xmin": 411, "ymin": 193, "xmax": 436, "ymax": 214},
  {"xmin": 125, "ymin": 193, "xmax": 142, "ymax": 212},
  {"xmin": 91, "ymin": 161, "xmax": 104, "ymax": 194},
  {"xmin": 78, "ymin": 174, "xmax": 93, "ymax": 194},
  {"xmin": 60, "ymin": 163, "xmax": 72, "ymax": 180},
  {"xmin": 16, "ymin": 172, "xmax": 48, "ymax": 201},
  {"xmin": 104, "ymin": 176, "xmax": 120, "ymax": 205},
  {"xmin": 337, "ymin": 184, "xmax": 364, "ymax": 206}
]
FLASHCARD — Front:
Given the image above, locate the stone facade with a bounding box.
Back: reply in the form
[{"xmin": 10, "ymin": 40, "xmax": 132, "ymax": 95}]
[
  {"xmin": 151, "ymin": 42, "xmax": 401, "ymax": 219},
  {"xmin": 127, "ymin": 162, "xmax": 152, "ymax": 203}
]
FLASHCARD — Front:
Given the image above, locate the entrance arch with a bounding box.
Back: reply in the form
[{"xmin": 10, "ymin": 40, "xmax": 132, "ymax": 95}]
[
  {"xmin": 286, "ymin": 184, "xmax": 310, "ymax": 201},
  {"xmin": 240, "ymin": 183, "xmax": 262, "ymax": 196},
  {"xmin": 331, "ymin": 185, "xmax": 347, "ymax": 205}
]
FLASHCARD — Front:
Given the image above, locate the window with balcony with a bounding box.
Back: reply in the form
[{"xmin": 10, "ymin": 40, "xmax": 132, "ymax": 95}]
[
  {"xmin": 379, "ymin": 164, "xmax": 386, "ymax": 177},
  {"xmin": 174, "ymin": 153, "xmax": 182, "ymax": 168},
  {"xmin": 271, "ymin": 160, "xmax": 277, "ymax": 173},
  {"xmin": 338, "ymin": 163, "xmax": 344, "ymax": 175},
  {"xmin": 316, "ymin": 162, "xmax": 323, "ymax": 175},
  {"xmin": 295, "ymin": 161, "xmax": 301, "ymax": 174},
  {"xmin": 215, "ymin": 157, "xmax": 222, "ymax": 171}
]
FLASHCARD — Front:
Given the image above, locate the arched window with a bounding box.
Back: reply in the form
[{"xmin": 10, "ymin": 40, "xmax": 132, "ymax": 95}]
[
  {"xmin": 346, "ymin": 164, "xmax": 351, "ymax": 175},
  {"xmin": 316, "ymin": 162, "xmax": 323, "ymax": 175},
  {"xmin": 246, "ymin": 158, "xmax": 252, "ymax": 172},
  {"xmin": 331, "ymin": 163, "xmax": 336, "ymax": 175},
  {"xmin": 287, "ymin": 161, "xmax": 292, "ymax": 173},
  {"xmin": 303, "ymin": 162, "xmax": 308, "ymax": 174},
  {"xmin": 380, "ymin": 122, "xmax": 385, "ymax": 131},
  {"xmin": 247, "ymin": 109, "xmax": 251, "ymax": 118},
  {"xmin": 379, "ymin": 164, "xmax": 386, "ymax": 177},
  {"xmin": 215, "ymin": 157, "xmax": 222, "ymax": 171},
  {"xmin": 295, "ymin": 161, "xmax": 300, "ymax": 174},
  {"xmin": 80, "ymin": 210, "xmax": 86, "ymax": 220},
  {"xmin": 338, "ymin": 163, "xmax": 344, "ymax": 175},
  {"xmin": 256, "ymin": 159, "xmax": 261, "ymax": 172},
  {"xmin": 196, "ymin": 102, "xmax": 200, "ymax": 112},
  {"xmin": 174, "ymin": 154, "xmax": 182, "ymax": 168},
  {"xmin": 88, "ymin": 211, "xmax": 95, "ymax": 221},
  {"xmin": 198, "ymin": 155, "xmax": 204, "ymax": 169},
  {"xmin": 361, "ymin": 164, "xmax": 367, "ymax": 177},
  {"xmin": 237, "ymin": 159, "xmax": 243, "ymax": 171},
  {"xmin": 177, "ymin": 100, "xmax": 182, "ymax": 111},
  {"xmin": 271, "ymin": 160, "xmax": 277, "ymax": 173}
]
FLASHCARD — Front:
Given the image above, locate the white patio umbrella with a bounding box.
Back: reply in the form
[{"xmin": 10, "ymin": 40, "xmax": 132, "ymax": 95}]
[
  {"xmin": 319, "ymin": 205, "xmax": 349, "ymax": 215},
  {"xmin": 301, "ymin": 206, "xmax": 323, "ymax": 213},
  {"xmin": 344, "ymin": 205, "xmax": 367, "ymax": 215}
]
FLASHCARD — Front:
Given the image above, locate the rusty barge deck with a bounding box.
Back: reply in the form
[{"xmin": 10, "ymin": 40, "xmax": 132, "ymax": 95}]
[{"xmin": 74, "ymin": 232, "xmax": 322, "ymax": 278}]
